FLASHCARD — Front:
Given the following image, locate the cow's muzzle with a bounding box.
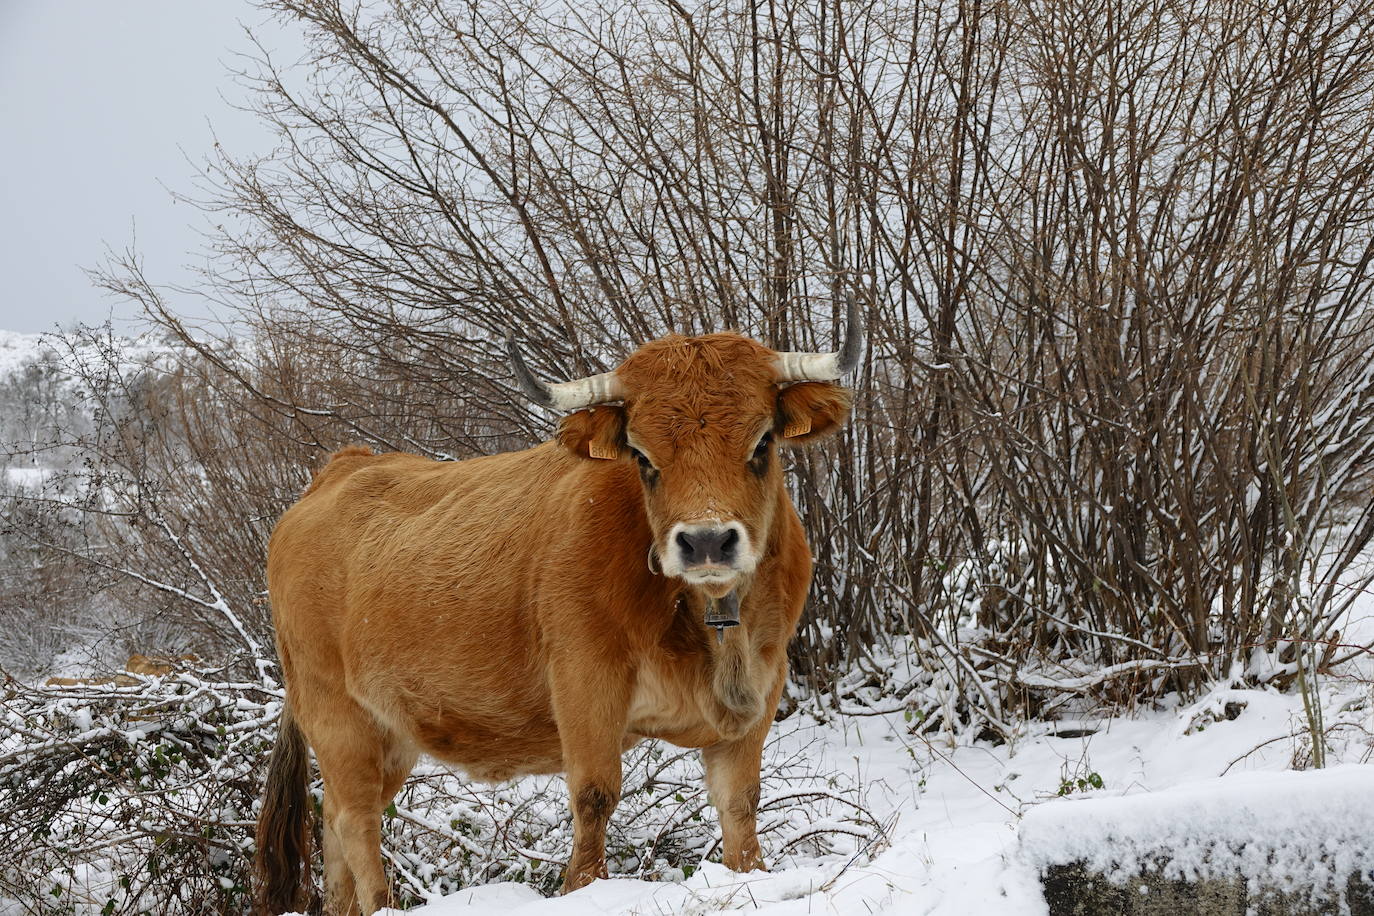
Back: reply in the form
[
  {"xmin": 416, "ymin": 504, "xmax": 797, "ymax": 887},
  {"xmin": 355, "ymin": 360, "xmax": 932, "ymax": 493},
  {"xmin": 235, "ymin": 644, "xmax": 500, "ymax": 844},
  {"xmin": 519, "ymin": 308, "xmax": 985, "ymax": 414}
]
[
  {"xmin": 676, "ymin": 525, "xmax": 739, "ymax": 566},
  {"xmin": 664, "ymin": 520, "xmax": 754, "ymax": 591}
]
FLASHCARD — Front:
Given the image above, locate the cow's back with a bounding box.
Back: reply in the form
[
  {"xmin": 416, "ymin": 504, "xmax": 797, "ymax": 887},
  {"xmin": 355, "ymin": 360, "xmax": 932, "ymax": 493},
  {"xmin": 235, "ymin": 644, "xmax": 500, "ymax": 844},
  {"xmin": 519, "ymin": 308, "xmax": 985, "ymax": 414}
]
[{"xmin": 268, "ymin": 442, "xmax": 585, "ymax": 777}]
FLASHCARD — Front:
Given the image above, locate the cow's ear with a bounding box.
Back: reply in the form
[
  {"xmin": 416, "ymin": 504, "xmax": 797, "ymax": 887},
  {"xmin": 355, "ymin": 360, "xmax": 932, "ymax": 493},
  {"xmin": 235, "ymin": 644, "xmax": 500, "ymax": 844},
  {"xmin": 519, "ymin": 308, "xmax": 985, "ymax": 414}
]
[
  {"xmin": 776, "ymin": 382, "xmax": 853, "ymax": 446},
  {"xmin": 557, "ymin": 405, "xmax": 628, "ymax": 460}
]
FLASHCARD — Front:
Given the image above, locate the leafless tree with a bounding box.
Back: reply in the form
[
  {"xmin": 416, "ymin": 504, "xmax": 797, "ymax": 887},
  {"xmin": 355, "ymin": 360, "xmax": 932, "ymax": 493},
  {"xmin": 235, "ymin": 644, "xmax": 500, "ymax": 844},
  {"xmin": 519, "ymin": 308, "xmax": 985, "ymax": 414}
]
[{"xmin": 88, "ymin": 0, "xmax": 1374, "ymax": 729}]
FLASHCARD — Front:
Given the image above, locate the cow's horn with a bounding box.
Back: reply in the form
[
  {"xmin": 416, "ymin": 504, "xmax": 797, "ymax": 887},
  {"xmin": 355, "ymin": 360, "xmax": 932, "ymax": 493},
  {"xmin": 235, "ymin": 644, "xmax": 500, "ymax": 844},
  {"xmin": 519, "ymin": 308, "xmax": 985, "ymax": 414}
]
[
  {"xmin": 772, "ymin": 291, "xmax": 864, "ymax": 382},
  {"xmin": 506, "ymin": 335, "xmax": 626, "ymax": 411}
]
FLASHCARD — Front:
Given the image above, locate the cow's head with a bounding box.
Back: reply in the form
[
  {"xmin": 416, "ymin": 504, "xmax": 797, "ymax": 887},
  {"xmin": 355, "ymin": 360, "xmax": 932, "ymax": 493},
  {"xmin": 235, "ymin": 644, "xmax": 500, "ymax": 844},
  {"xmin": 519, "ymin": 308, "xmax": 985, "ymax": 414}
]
[{"xmin": 508, "ymin": 298, "xmax": 861, "ymax": 599}]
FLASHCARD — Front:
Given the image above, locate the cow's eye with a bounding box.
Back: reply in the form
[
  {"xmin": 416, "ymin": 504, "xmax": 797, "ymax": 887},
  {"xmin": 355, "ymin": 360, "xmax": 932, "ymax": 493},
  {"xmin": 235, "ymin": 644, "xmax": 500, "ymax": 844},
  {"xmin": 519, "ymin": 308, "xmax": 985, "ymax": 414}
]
[{"xmin": 752, "ymin": 433, "xmax": 773, "ymax": 459}]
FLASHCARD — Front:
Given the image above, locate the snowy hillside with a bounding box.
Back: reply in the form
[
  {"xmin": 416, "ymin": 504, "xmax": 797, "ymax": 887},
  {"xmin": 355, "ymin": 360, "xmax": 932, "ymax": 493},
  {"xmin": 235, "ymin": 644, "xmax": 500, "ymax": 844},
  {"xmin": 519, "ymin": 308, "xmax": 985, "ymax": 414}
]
[
  {"xmin": 0, "ymin": 330, "xmax": 48, "ymax": 377},
  {"xmin": 0, "ymin": 325, "xmax": 180, "ymax": 477},
  {"xmin": 0, "ymin": 327, "xmax": 180, "ymax": 385}
]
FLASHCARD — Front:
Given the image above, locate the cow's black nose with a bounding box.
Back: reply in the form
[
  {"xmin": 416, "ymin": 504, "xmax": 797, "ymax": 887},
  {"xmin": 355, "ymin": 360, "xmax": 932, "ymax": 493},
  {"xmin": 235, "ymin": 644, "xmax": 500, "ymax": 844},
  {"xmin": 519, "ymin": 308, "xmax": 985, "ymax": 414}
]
[{"xmin": 676, "ymin": 527, "xmax": 739, "ymax": 566}]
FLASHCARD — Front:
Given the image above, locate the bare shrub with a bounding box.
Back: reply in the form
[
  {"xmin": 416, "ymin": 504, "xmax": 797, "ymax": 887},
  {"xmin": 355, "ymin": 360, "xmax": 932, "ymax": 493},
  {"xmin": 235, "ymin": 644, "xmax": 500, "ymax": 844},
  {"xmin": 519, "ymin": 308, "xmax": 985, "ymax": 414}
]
[
  {"xmin": 0, "ymin": 670, "xmax": 883, "ymax": 912},
  {"xmin": 100, "ymin": 0, "xmax": 1374, "ymax": 720}
]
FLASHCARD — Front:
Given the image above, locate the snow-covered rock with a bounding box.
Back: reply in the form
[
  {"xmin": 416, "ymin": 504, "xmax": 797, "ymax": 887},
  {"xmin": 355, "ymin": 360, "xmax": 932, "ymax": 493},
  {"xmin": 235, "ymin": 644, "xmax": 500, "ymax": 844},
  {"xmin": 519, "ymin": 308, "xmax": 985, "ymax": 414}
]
[{"xmin": 1020, "ymin": 766, "xmax": 1374, "ymax": 913}]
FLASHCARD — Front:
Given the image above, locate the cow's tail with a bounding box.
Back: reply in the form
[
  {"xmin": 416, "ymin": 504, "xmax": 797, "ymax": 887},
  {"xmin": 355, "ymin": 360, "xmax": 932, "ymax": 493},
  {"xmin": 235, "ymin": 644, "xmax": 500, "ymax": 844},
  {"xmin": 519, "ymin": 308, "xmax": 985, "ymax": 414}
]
[{"xmin": 254, "ymin": 702, "xmax": 313, "ymax": 915}]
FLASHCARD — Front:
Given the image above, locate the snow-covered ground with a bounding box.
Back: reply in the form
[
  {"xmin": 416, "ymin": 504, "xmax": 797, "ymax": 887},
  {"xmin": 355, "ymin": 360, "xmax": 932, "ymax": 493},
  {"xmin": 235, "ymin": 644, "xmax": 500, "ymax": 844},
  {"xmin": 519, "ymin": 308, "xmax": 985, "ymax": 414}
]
[
  {"xmin": 367, "ymin": 667, "xmax": 1373, "ymax": 916},
  {"xmin": 288, "ymin": 519, "xmax": 1374, "ymax": 916}
]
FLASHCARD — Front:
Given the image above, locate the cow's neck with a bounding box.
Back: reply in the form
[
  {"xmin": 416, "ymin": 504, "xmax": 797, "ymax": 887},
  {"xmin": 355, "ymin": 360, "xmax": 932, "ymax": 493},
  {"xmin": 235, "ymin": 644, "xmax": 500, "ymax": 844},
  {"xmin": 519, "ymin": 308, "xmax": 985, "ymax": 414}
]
[{"xmin": 664, "ymin": 584, "xmax": 766, "ymax": 737}]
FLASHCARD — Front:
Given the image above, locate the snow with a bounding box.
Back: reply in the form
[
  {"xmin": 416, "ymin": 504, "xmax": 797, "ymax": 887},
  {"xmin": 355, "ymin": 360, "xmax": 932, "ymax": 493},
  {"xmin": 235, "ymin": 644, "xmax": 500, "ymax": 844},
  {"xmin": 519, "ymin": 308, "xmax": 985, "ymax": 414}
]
[
  {"xmin": 0, "ymin": 326, "xmax": 184, "ymax": 389},
  {"xmin": 3, "ymin": 465, "xmax": 51, "ymax": 489},
  {"xmin": 382, "ymin": 858, "xmax": 1025, "ymax": 915},
  {"xmin": 1020, "ymin": 766, "xmax": 1374, "ymax": 898},
  {"xmin": 0, "ymin": 329, "xmax": 48, "ymax": 377},
  {"xmin": 349, "ymin": 673, "xmax": 1373, "ymax": 916}
]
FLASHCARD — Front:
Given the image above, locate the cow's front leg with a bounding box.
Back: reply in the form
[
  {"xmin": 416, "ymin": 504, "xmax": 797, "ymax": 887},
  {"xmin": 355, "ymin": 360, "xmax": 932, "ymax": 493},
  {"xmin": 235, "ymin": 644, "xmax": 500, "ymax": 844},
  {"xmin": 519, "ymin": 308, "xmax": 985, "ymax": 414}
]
[
  {"xmin": 703, "ymin": 676, "xmax": 783, "ymax": 872},
  {"xmin": 552, "ymin": 659, "xmax": 630, "ymax": 894}
]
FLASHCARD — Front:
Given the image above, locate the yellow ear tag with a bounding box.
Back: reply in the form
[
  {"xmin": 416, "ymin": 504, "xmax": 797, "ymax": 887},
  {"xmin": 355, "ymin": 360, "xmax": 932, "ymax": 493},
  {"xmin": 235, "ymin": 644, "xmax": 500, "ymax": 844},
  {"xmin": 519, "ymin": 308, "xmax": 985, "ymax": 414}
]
[
  {"xmin": 588, "ymin": 441, "xmax": 618, "ymax": 460},
  {"xmin": 784, "ymin": 416, "xmax": 812, "ymax": 438}
]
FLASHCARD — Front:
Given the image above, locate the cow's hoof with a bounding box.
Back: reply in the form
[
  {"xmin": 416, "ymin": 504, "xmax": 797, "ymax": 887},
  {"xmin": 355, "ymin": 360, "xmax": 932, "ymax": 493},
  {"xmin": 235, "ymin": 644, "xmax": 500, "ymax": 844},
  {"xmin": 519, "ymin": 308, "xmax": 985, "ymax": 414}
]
[
  {"xmin": 723, "ymin": 849, "xmax": 768, "ymax": 873},
  {"xmin": 561, "ymin": 863, "xmax": 608, "ymax": 894}
]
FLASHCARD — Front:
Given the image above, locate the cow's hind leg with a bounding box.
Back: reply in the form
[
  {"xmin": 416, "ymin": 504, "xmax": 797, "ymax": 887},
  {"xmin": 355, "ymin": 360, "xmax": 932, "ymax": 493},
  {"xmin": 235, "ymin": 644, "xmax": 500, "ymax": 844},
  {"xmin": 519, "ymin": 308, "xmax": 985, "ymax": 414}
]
[{"xmin": 312, "ymin": 703, "xmax": 413, "ymax": 915}]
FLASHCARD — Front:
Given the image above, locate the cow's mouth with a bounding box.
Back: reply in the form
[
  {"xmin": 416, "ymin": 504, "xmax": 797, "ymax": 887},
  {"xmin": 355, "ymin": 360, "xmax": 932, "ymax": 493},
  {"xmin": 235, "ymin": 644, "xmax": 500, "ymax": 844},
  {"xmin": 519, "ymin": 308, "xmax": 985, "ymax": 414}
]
[{"xmin": 681, "ymin": 565, "xmax": 741, "ymax": 595}]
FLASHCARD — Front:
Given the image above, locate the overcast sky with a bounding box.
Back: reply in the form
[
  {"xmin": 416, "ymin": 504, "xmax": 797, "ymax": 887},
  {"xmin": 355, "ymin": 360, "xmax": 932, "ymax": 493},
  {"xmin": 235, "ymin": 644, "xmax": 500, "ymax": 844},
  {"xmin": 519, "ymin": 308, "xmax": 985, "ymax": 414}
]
[{"xmin": 0, "ymin": 2, "xmax": 295, "ymax": 334}]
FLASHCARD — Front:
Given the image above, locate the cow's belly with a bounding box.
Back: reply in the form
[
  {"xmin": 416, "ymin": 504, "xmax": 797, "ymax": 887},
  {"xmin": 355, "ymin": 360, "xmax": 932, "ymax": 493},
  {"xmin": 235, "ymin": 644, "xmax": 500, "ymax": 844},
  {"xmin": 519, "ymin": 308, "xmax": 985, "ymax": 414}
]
[
  {"xmin": 423, "ymin": 714, "xmax": 563, "ymax": 780},
  {"xmin": 404, "ymin": 704, "xmax": 564, "ymax": 781},
  {"xmin": 349, "ymin": 656, "xmax": 566, "ymax": 781}
]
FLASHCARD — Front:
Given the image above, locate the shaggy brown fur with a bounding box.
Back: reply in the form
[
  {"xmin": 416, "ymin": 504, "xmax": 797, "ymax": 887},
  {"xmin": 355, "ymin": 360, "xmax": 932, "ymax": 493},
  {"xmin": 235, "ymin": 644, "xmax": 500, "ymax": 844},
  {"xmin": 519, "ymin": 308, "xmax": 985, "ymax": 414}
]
[{"xmin": 256, "ymin": 332, "xmax": 853, "ymax": 914}]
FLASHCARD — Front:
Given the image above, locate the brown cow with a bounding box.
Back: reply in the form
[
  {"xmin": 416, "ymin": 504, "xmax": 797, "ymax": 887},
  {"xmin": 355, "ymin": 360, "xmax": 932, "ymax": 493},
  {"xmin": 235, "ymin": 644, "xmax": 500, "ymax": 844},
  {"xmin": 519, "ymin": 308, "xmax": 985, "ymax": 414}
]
[{"xmin": 255, "ymin": 302, "xmax": 861, "ymax": 915}]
